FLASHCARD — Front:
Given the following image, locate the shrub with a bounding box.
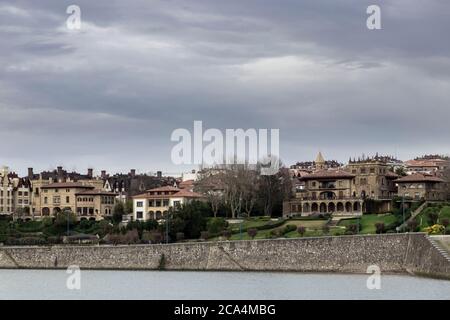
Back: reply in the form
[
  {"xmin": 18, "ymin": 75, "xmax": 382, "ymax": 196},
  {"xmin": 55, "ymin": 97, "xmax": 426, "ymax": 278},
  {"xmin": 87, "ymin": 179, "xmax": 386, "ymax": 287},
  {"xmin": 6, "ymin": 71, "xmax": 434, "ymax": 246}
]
[
  {"xmin": 150, "ymin": 232, "xmax": 162, "ymax": 244},
  {"xmin": 407, "ymin": 220, "xmax": 419, "ymax": 232},
  {"xmin": 424, "ymin": 224, "xmax": 445, "ymax": 235},
  {"xmin": 375, "ymin": 222, "xmax": 385, "ymax": 234},
  {"xmin": 176, "ymin": 232, "xmax": 185, "ymax": 241},
  {"xmin": 442, "ymin": 218, "xmax": 449, "ymax": 228},
  {"xmin": 297, "ymin": 226, "xmax": 306, "ymax": 237},
  {"xmin": 207, "ymin": 218, "xmax": 228, "ymax": 235},
  {"xmin": 427, "ymin": 212, "xmax": 439, "ymax": 226},
  {"xmin": 283, "ymin": 224, "xmax": 297, "ymax": 235},
  {"xmin": 322, "ymin": 225, "xmax": 330, "ymax": 234},
  {"xmin": 200, "ymin": 231, "xmax": 209, "ymax": 240},
  {"xmin": 247, "ymin": 228, "xmax": 257, "ymax": 239},
  {"xmin": 346, "ymin": 224, "xmax": 358, "ymax": 235},
  {"xmin": 222, "ymin": 230, "xmax": 231, "ymax": 240}
]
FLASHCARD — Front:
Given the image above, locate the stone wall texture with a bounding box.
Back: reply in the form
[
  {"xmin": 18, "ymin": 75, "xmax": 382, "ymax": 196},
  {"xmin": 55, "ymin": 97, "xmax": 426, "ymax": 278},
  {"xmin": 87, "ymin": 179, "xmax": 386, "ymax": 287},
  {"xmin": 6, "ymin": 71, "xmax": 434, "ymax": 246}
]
[{"xmin": 0, "ymin": 233, "xmax": 449, "ymax": 279}]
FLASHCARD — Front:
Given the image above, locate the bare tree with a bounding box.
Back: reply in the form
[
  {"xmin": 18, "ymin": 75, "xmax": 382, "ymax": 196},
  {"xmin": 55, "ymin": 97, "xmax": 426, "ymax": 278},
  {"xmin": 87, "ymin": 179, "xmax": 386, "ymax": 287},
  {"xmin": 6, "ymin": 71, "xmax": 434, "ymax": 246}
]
[{"xmin": 195, "ymin": 168, "xmax": 225, "ymax": 217}]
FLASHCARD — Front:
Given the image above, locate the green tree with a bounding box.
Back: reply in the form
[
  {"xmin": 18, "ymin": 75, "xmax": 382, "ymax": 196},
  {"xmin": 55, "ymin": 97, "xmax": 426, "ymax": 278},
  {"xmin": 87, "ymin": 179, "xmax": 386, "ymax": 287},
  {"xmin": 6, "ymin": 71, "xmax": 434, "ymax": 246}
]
[
  {"xmin": 112, "ymin": 202, "xmax": 125, "ymax": 224},
  {"xmin": 54, "ymin": 211, "xmax": 77, "ymax": 229},
  {"xmin": 124, "ymin": 200, "xmax": 134, "ymax": 214},
  {"xmin": 169, "ymin": 201, "xmax": 209, "ymax": 240}
]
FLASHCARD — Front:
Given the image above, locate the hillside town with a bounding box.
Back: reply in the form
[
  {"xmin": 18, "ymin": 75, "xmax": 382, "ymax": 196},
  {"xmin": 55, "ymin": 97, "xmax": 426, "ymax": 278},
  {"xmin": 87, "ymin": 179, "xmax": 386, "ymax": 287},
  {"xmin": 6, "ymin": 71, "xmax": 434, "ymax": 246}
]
[{"xmin": 0, "ymin": 152, "xmax": 449, "ymax": 245}]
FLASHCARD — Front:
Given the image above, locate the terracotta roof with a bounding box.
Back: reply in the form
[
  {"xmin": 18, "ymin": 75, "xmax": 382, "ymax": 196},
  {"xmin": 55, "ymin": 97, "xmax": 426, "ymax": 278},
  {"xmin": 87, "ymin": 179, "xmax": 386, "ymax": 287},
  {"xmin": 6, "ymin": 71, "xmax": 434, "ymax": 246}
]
[
  {"xmin": 76, "ymin": 189, "xmax": 117, "ymax": 196},
  {"xmin": 41, "ymin": 182, "xmax": 94, "ymax": 189},
  {"xmin": 394, "ymin": 173, "xmax": 445, "ymax": 183},
  {"xmin": 385, "ymin": 171, "xmax": 399, "ymax": 178},
  {"xmin": 405, "ymin": 159, "xmax": 448, "ymax": 167},
  {"xmin": 145, "ymin": 186, "xmax": 180, "ymax": 192},
  {"xmin": 300, "ymin": 170, "xmax": 355, "ymax": 180}
]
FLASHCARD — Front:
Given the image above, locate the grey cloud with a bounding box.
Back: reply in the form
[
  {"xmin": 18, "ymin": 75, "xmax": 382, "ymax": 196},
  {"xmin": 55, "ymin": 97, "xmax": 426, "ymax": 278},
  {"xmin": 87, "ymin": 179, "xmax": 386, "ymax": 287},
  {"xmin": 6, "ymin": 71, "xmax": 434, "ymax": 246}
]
[{"xmin": 0, "ymin": 0, "xmax": 450, "ymax": 175}]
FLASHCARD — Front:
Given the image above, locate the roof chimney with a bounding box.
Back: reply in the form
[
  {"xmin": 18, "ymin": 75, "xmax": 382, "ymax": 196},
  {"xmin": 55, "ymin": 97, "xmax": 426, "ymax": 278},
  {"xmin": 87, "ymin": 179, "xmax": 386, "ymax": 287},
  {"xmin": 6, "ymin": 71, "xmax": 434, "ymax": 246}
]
[
  {"xmin": 28, "ymin": 168, "xmax": 33, "ymax": 179},
  {"xmin": 57, "ymin": 166, "xmax": 63, "ymax": 181},
  {"xmin": 157, "ymin": 171, "xmax": 162, "ymax": 178},
  {"xmin": 130, "ymin": 169, "xmax": 136, "ymax": 177},
  {"xmin": 87, "ymin": 168, "xmax": 93, "ymax": 178},
  {"xmin": 101, "ymin": 170, "xmax": 107, "ymax": 179}
]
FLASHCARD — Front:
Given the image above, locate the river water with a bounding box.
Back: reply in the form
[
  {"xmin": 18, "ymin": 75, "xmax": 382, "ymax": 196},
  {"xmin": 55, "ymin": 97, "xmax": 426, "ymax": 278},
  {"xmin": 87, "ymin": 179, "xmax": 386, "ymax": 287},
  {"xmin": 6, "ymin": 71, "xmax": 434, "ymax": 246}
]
[{"xmin": 0, "ymin": 270, "xmax": 448, "ymax": 300}]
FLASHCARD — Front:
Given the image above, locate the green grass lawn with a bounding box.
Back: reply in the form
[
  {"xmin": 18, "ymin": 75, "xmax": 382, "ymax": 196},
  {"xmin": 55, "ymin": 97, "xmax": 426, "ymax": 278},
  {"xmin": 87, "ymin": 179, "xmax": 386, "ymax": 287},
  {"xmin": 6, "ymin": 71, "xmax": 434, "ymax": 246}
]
[
  {"xmin": 228, "ymin": 216, "xmax": 273, "ymax": 231},
  {"xmin": 337, "ymin": 214, "xmax": 397, "ymax": 234}
]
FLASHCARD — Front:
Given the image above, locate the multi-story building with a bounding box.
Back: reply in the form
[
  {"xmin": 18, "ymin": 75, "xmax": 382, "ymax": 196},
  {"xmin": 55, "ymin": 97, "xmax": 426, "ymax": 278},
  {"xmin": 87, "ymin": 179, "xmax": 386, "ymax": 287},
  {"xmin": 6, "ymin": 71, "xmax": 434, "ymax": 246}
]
[
  {"xmin": 102, "ymin": 169, "xmax": 177, "ymax": 202},
  {"xmin": 1, "ymin": 166, "xmax": 32, "ymax": 218},
  {"xmin": 0, "ymin": 166, "xmax": 14, "ymax": 216},
  {"xmin": 133, "ymin": 186, "xmax": 204, "ymax": 221},
  {"xmin": 283, "ymin": 153, "xmax": 399, "ymax": 217},
  {"xmin": 404, "ymin": 156, "xmax": 450, "ymax": 175},
  {"xmin": 394, "ymin": 174, "xmax": 446, "ymax": 201},
  {"xmin": 284, "ymin": 169, "xmax": 364, "ymax": 217},
  {"xmin": 37, "ymin": 182, "xmax": 116, "ymax": 220}
]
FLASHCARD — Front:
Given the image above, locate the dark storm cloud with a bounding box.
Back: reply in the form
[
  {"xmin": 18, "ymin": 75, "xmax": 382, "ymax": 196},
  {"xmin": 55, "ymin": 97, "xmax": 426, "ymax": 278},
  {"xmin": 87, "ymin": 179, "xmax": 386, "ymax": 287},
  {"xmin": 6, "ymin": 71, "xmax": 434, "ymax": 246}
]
[{"xmin": 0, "ymin": 0, "xmax": 449, "ymax": 175}]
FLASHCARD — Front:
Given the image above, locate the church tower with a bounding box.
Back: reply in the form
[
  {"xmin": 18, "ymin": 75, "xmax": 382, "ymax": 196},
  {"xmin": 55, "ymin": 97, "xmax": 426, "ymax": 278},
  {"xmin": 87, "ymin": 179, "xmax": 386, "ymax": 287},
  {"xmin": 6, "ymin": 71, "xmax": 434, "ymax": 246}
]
[{"xmin": 315, "ymin": 152, "xmax": 326, "ymax": 170}]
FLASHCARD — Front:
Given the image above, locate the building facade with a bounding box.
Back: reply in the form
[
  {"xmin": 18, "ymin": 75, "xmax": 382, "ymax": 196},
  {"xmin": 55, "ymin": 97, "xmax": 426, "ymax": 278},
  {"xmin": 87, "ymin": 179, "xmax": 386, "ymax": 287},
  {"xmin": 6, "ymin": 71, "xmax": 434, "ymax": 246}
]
[
  {"xmin": 283, "ymin": 154, "xmax": 399, "ymax": 217},
  {"xmin": 394, "ymin": 174, "xmax": 446, "ymax": 201},
  {"xmin": 133, "ymin": 186, "xmax": 204, "ymax": 221}
]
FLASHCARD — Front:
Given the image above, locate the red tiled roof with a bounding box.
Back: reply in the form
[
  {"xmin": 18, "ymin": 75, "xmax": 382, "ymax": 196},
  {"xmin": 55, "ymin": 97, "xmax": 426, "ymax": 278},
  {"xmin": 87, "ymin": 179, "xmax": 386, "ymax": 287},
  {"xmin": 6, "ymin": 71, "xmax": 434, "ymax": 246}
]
[
  {"xmin": 145, "ymin": 186, "xmax": 180, "ymax": 192},
  {"xmin": 405, "ymin": 159, "xmax": 448, "ymax": 167},
  {"xmin": 394, "ymin": 173, "xmax": 445, "ymax": 183},
  {"xmin": 76, "ymin": 189, "xmax": 117, "ymax": 196},
  {"xmin": 300, "ymin": 170, "xmax": 355, "ymax": 180},
  {"xmin": 385, "ymin": 171, "xmax": 399, "ymax": 178}
]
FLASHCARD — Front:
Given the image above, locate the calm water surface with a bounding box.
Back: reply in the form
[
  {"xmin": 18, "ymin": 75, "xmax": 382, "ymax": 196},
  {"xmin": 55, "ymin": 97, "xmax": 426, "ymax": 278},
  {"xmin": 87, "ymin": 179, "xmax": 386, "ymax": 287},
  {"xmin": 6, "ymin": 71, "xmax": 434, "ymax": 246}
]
[{"xmin": 0, "ymin": 270, "xmax": 449, "ymax": 300}]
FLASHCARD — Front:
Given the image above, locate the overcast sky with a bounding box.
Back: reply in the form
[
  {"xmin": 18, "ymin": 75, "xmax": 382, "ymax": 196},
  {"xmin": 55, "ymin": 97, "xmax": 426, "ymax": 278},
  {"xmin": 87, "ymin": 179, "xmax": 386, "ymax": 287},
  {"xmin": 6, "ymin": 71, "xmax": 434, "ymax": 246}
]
[{"xmin": 1, "ymin": 0, "xmax": 449, "ymax": 176}]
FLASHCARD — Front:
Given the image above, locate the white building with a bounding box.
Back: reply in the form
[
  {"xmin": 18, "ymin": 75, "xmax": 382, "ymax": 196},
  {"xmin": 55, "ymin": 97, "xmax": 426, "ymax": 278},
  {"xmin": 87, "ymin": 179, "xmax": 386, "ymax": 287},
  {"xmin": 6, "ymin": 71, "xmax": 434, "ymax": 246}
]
[{"xmin": 132, "ymin": 186, "xmax": 204, "ymax": 221}]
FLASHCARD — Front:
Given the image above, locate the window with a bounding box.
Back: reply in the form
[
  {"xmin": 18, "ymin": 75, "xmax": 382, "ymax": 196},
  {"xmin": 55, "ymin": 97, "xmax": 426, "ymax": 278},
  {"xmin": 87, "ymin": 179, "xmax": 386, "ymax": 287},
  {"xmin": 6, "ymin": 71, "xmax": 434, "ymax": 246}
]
[
  {"xmin": 311, "ymin": 182, "xmax": 316, "ymax": 187},
  {"xmin": 53, "ymin": 196, "xmax": 60, "ymax": 204},
  {"xmin": 163, "ymin": 199, "xmax": 169, "ymax": 206},
  {"xmin": 352, "ymin": 169, "xmax": 357, "ymax": 174},
  {"xmin": 360, "ymin": 168, "xmax": 366, "ymax": 174},
  {"xmin": 44, "ymin": 197, "xmax": 48, "ymax": 204},
  {"xmin": 156, "ymin": 200, "xmax": 162, "ymax": 207},
  {"xmin": 137, "ymin": 212, "xmax": 143, "ymax": 219},
  {"xmin": 66, "ymin": 196, "xmax": 70, "ymax": 203},
  {"xmin": 66, "ymin": 189, "xmax": 70, "ymax": 192},
  {"xmin": 173, "ymin": 201, "xmax": 180, "ymax": 207},
  {"xmin": 137, "ymin": 201, "xmax": 143, "ymax": 207},
  {"xmin": 370, "ymin": 168, "xmax": 375, "ymax": 174},
  {"xmin": 338, "ymin": 181, "xmax": 343, "ymax": 187}
]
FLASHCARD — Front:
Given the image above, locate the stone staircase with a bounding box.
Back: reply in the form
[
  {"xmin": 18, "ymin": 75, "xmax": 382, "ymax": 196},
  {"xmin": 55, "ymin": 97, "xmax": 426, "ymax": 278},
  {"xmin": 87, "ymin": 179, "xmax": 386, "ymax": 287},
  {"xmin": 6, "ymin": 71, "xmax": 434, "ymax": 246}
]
[
  {"xmin": 426, "ymin": 235, "xmax": 450, "ymax": 263},
  {"xmin": 399, "ymin": 201, "xmax": 428, "ymax": 231}
]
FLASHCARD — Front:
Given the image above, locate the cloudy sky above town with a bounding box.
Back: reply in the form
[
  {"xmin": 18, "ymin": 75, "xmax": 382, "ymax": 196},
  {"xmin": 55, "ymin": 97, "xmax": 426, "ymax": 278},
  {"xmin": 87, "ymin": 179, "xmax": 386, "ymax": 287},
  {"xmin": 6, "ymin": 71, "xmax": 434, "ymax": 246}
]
[{"xmin": 1, "ymin": 0, "xmax": 449, "ymax": 176}]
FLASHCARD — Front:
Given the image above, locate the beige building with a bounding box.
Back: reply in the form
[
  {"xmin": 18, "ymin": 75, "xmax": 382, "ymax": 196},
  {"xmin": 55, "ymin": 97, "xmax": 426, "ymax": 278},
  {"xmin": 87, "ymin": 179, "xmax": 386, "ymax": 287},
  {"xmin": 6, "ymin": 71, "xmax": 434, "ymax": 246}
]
[
  {"xmin": 133, "ymin": 186, "xmax": 204, "ymax": 221},
  {"xmin": 284, "ymin": 170, "xmax": 364, "ymax": 217},
  {"xmin": 283, "ymin": 154, "xmax": 399, "ymax": 217},
  {"xmin": 37, "ymin": 182, "xmax": 116, "ymax": 221},
  {"xmin": 0, "ymin": 166, "xmax": 32, "ymax": 218},
  {"xmin": 394, "ymin": 174, "xmax": 446, "ymax": 201}
]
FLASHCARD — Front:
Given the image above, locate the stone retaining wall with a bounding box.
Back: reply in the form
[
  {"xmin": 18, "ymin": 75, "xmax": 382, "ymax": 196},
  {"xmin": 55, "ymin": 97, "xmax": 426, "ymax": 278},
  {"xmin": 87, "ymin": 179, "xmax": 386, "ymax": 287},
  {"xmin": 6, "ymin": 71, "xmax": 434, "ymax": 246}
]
[{"xmin": 0, "ymin": 233, "xmax": 449, "ymax": 279}]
